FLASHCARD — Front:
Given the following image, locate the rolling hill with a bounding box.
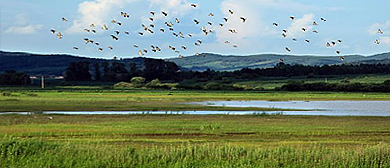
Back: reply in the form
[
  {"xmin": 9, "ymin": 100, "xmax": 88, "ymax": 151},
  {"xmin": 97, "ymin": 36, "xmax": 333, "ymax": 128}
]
[
  {"xmin": 168, "ymin": 52, "xmax": 390, "ymax": 71},
  {"xmin": 1, "ymin": 50, "xmax": 390, "ymax": 75}
]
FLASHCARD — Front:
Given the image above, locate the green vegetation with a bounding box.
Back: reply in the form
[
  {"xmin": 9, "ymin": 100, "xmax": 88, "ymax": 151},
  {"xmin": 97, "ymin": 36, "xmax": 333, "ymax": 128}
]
[
  {"xmin": 1, "ymin": 115, "xmax": 390, "ymax": 167},
  {"xmin": 1, "ymin": 89, "xmax": 390, "ymax": 112}
]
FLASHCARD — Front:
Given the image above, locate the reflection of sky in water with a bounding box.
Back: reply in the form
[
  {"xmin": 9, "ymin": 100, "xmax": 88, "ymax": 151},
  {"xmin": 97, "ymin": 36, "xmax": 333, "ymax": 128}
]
[{"xmin": 2, "ymin": 101, "xmax": 390, "ymax": 116}]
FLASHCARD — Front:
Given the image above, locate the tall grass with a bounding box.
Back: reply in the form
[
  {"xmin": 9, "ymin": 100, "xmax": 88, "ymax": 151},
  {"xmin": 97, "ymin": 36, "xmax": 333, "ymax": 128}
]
[{"xmin": 1, "ymin": 139, "xmax": 389, "ymax": 167}]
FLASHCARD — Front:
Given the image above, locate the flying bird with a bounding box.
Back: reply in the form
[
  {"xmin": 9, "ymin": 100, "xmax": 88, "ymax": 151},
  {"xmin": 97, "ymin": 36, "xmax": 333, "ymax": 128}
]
[
  {"xmin": 374, "ymin": 39, "xmax": 380, "ymax": 44},
  {"xmin": 162, "ymin": 11, "xmax": 168, "ymax": 17},
  {"xmin": 313, "ymin": 21, "xmax": 318, "ymax": 26},
  {"xmin": 320, "ymin": 17, "xmax": 327, "ymax": 22},
  {"xmin": 378, "ymin": 29, "xmax": 384, "ymax": 34},
  {"xmin": 191, "ymin": 4, "xmax": 197, "ymax": 8},
  {"xmin": 228, "ymin": 9, "xmax": 234, "ymax": 15},
  {"xmin": 224, "ymin": 18, "xmax": 228, "ymax": 22},
  {"xmin": 62, "ymin": 17, "xmax": 68, "ymax": 22},
  {"xmin": 50, "ymin": 29, "xmax": 56, "ymax": 34},
  {"xmin": 56, "ymin": 32, "xmax": 63, "ymax": 39},
  {"xmin": 111, "ymin": 35, "xmax": 119, "ymax": 40},
  {"xmin": 150, "ymin": 11, "xmax": 155, "ymax": 16},
  {"xmin": 313, "ymin": 30, "xmax": 318, "ymax": 33},
  {"xmin": 305, "ymin": 39, "xmax": 310, "ymax": 43},
  {"xmin": 194, "ymin": 19, "xmax": 200, "ymax": 24},
  {"xmin": 336, "ymin": 51, "xmax": 341, "ymax": 54},
  {"xmin": 273, "ymin": 22, "xmax": 278, "ymax": 27},
  {"xmin": 73, "ymin": 47, "xmax": 79, "ymax": 50},
  {"xmin": 289, "ymin": 16, "xmax": 295, "ymax": 20},
  {"xmin": 102, "ymin": 24, "xmax": 109, "ymax": 31},
  {"xmin": 209, "ymin": 13, "xmax": 214, "ymax": 17},
  {"xmin": 240, "ymin": 17, "xmax": 247, "ymax": 23},
  {"xmin": 285, "ymin": 47, "xmax": 291, "ymax": 52},
  {"xmin": 340, "ymin": 56, "xmax": 345, "ymax": 61}
]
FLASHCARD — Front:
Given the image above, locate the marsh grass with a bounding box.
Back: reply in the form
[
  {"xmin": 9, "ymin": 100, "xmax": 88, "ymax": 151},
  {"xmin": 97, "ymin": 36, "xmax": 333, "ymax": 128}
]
[
  {"xmin": 1, "ymin": 90, "xmax": 390, "ymax": 112},
  {"xmin": 1, "ymin": 139, "xmax": 389, "ymax": 168}
]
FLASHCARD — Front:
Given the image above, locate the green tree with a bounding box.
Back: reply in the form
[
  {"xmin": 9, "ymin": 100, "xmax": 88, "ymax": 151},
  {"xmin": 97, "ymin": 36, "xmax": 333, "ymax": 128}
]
[
  {"xmin": 65, "ymin": 61, "xmax": 91, "ymax": 81},
  {"xmin": 93, "ymin": 63, "xmax": 101, "ymax": 81},
  {"xmin": 0, "ymin": 70, "xmax": 30, "ymax": 85}
]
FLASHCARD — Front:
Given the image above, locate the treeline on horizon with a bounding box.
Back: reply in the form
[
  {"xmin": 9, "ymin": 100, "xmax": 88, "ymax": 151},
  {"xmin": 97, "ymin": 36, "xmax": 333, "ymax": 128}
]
[
  {"xmin": 2, "ymin": 58, "xmax": 390, "ymax": 92},
  {"xmin": 65, "ymin": 60, "xmax": 390, "ymax": 82}
]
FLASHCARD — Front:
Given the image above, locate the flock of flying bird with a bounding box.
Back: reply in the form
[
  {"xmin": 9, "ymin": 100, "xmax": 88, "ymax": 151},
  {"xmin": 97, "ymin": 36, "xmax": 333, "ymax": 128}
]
[
  {"xmin": 50, "ymin": 3, "xmax": 386, "ymax": 62},
  {"xmin": 50, "ymin": 3, "xmax": 247, "ymax": 59}
]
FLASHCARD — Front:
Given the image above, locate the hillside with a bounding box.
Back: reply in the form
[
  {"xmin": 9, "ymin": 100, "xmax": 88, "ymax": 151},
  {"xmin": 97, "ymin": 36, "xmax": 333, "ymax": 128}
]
[
  {"xmin": 1, "ymin": 51, "xmax": 390, "ymax": 75},
  {"xmin": 168, "ymin": 52, "xmax": 390, "ymax": 71},
  {"xmin": 0, "ymin": 51, "xmax": 145, "ymax": 75}
]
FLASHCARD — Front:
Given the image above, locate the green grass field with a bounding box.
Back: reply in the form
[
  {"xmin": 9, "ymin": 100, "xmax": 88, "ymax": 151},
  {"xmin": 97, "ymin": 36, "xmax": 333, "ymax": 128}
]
[
  {"xmin": 2, "ymin": 83, "xmax": 390, "ymax": 167},
  {"xmin": 1, "ymin": 89, "xmax": 390, "ymax": 112},
  {"xmin": 1, "ymin": 115, "xmax": 390, "ymax": 167}
]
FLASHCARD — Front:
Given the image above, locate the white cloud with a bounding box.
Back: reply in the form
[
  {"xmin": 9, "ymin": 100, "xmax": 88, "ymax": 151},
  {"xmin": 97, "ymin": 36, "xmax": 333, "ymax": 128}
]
[
  {"xmin": 5, "ymin": 13, "xmax": 43, "ymax": 35},
  {"xmin": 380, "ymin": 36, "xmax": 390, "ymax": 46},
  {"xmin": 67, "ymin": 0, "xmax": 196, "ymax": 34},
  {"xmin": 6, "ymin": 24, "xmax": 43, "ymax": 35},
  {"xmin": 286, "ymin": 13, "xmax": 315, "ymax": 38},
  {"xmin": 67, "ymin": 0, "xmax": 139, "ymax": 34}
]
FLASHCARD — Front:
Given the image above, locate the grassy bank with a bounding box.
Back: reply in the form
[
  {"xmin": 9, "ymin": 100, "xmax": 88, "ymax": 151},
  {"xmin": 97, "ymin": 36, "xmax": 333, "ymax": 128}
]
[
  {"xmin": 1, "ymin": 115, "xmax": 390, "ymax": 167},
  {"xmin": 1, "ymin": 89, "xmax": 390, "ymax": 112}
]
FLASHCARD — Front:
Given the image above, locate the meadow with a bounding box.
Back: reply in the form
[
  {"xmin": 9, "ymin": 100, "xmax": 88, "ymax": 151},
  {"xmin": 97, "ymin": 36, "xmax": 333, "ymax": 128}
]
[
  {"xmin": 1, "ymin": 89, "xmax": 390, "ymax": 112},
  {"xmin": 2, "ymin": 82, "xmax": 390, "ymax": 167},
  {"xmin": 1, "ymin": 114, "xmax": 390, "ymax": 167}
]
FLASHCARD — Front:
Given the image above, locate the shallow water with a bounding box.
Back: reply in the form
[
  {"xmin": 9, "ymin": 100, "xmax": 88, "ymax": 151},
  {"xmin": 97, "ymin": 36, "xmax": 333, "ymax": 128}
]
[{"xmin": 2, "ymin": 101, "xmax": 390, "ymax": 116}]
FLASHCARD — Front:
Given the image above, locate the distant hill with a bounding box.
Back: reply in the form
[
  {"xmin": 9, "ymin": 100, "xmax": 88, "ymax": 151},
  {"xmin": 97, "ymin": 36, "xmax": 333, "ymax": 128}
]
[
  {"xmin": 0, "ymin": 51, "xmax": 145, "ymax": 75},
  {"xmin": 1, "ymin": 50, "xmax": 390, "ymax": 75},
  {"xmin": 168, "ymin": 52, "xmax": 390, "ymax": 71}
]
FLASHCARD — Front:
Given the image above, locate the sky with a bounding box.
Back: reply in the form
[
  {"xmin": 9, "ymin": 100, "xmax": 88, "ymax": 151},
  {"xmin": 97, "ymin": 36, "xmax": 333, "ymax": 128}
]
[{"xmin": 0, "ymin": 0, "xmax": 389, "ymax": 59}]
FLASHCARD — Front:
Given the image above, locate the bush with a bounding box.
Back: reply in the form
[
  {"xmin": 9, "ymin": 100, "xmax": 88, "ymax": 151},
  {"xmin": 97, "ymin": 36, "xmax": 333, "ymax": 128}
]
[
  {"xmin": 131, "ymin": 77, "xmax": 145, "ymax": 88},
  {"xmin": 114, "ymin": 82, "xmax": 132, "ymax": 88}
]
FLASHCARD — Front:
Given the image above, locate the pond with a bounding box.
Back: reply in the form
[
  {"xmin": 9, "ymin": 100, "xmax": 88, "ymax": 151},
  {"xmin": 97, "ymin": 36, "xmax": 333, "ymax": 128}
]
[{"xmin": 2, "ymin": 101, "xmax": 390, "ymax": 116}]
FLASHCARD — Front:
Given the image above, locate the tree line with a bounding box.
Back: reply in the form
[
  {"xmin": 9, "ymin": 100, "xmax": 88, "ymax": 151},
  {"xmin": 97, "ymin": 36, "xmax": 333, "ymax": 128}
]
[
  {"xmin": 65, "ymin": 58, "xmax": 180, "ymax": 82},
  {"xmin": 65, "ymin": 60, "xmax": 390, "ymax": 83}
]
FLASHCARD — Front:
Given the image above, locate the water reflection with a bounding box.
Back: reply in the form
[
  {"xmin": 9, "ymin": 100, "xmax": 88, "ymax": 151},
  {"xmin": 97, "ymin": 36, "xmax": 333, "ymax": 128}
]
[{"xmin": 2, "ymin": 101, "xmax": 390, "ymax": 116}]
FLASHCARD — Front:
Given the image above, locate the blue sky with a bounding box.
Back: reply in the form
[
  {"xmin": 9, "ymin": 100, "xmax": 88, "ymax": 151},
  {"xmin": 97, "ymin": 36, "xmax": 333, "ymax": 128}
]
[{"xmin": 0, "ymin": 0, "xmax": 389, "ymax": 59}]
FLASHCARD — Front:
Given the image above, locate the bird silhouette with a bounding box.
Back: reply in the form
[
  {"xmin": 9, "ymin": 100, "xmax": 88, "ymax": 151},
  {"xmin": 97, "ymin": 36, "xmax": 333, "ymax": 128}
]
[
  {"xmin": 240, "ymin": 17, "xmax": 247, "ymax": 23},
  {"xmin": 162, "ymin": 11, "xmax": 168, "ymax": 17}
]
